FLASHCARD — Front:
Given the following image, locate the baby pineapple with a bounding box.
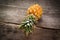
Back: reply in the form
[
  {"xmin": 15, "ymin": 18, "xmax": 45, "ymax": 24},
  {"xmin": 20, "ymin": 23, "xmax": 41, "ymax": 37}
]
[
  {"xmin": 19, "ymin": 4, "xmax": 43, "ymax": 36},
  {"xmin": 27, "ymin": 4, "xmax": 43, "ymax": 20}
]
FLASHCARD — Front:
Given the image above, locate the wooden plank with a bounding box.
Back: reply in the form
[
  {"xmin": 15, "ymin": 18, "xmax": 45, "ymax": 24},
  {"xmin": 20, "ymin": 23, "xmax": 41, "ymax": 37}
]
[
  {"xmin": 0, "ymin": 23, "xmax": 26, "ymax": 40},
  {"xmin": 0, "ymin": 22, "xmax": 60, "ymax": 40},
  {"xmin": 37, "ymin": 14, "xmax": 60, "ymax": 29},
  {"xmin": 0, "ymin": 0, "xmax": 60, "ymax": 29},
  {"xmin": 0, "ymin": 5, "xmax": 27, "ymax": 24},
  {"xmin": 0, "ymin": 0, "xmax": 35, "ymax": 8},
  {"xmin": 29, "ymin": 28, "xmax": 55, "ymax": 40}
]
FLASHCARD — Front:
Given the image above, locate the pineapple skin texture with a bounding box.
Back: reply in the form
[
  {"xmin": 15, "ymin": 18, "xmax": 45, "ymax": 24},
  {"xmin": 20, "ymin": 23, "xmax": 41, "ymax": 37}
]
[{"xmin": 27, "ymin": 4, "xmax": 43, "ymax": 20}]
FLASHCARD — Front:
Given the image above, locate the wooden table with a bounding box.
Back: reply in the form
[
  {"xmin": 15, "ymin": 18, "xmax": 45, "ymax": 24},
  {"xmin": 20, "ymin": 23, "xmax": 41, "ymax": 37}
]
[{"xmin": 0, "ymin": 0, "xmax": 60, "ymax": 40}]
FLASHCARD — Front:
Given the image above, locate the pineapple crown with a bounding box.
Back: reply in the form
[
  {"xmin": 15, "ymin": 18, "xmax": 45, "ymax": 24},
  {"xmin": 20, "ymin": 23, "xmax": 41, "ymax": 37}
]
[{"xmin": 19, "ymin": 14, "xmax": 36, "ymax": 34}]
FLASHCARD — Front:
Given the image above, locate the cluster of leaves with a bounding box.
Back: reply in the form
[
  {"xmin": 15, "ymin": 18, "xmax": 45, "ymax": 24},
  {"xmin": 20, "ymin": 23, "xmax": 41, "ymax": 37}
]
[{"xmin": 19, "ymin": 14, "xmax": 36, "ymax": 36}]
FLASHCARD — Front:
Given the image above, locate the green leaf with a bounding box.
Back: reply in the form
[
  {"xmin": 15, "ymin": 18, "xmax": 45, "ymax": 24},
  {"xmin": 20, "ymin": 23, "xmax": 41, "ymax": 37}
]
[{"xmin": 19, "ymin": 14, "xmax": 36, "ymax": 36}]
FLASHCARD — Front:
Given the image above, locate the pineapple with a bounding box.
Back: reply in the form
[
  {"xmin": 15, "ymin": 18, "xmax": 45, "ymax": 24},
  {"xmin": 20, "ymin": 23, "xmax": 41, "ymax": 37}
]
[{"xmin": 19, "ymin": 4, "xmax": 43, "ymax": 36}]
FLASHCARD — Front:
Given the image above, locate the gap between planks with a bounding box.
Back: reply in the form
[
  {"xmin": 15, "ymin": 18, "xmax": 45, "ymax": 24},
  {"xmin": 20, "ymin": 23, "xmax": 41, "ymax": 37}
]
[{"xmin": 0, "ymin": 21, "xmax": 60, "ymax": 30}]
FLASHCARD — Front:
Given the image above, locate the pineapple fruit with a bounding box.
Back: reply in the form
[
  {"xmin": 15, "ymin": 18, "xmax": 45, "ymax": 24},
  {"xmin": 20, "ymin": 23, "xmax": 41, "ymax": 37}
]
[
  {"xmin": 27, "ymin": 4, "xmax": 43, "ymax": 20},
  {"xmin": 19, "ymin": 4, "xmax": 43, "ymax": 36}
]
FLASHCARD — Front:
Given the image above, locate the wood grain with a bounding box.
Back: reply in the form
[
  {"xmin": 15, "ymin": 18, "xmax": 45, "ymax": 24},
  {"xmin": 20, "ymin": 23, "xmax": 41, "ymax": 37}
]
[{"xmin": 0, "ymin": 0, "xmax": 60, "ymax": 40}]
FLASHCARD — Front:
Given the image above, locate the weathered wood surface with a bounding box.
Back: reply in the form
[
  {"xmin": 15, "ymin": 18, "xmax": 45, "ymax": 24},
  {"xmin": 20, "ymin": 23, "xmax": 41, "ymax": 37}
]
[
  {"xmin": 0, "ymin": 0, "xmax": 60, "ymax": 40},
  {"xmin": 0, "ymin": 22, "xmax": 60, "ymax": 40},
  {"xmin": 0, "ymin": 0, "xmax": 60, "ymax": 29}
]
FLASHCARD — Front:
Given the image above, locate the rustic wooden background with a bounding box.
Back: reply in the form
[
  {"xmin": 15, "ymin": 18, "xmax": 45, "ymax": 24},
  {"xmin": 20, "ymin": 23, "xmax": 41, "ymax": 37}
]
[{"xmin": 0, "ymin": 0, "xmax": 60, "ymax": 40}]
